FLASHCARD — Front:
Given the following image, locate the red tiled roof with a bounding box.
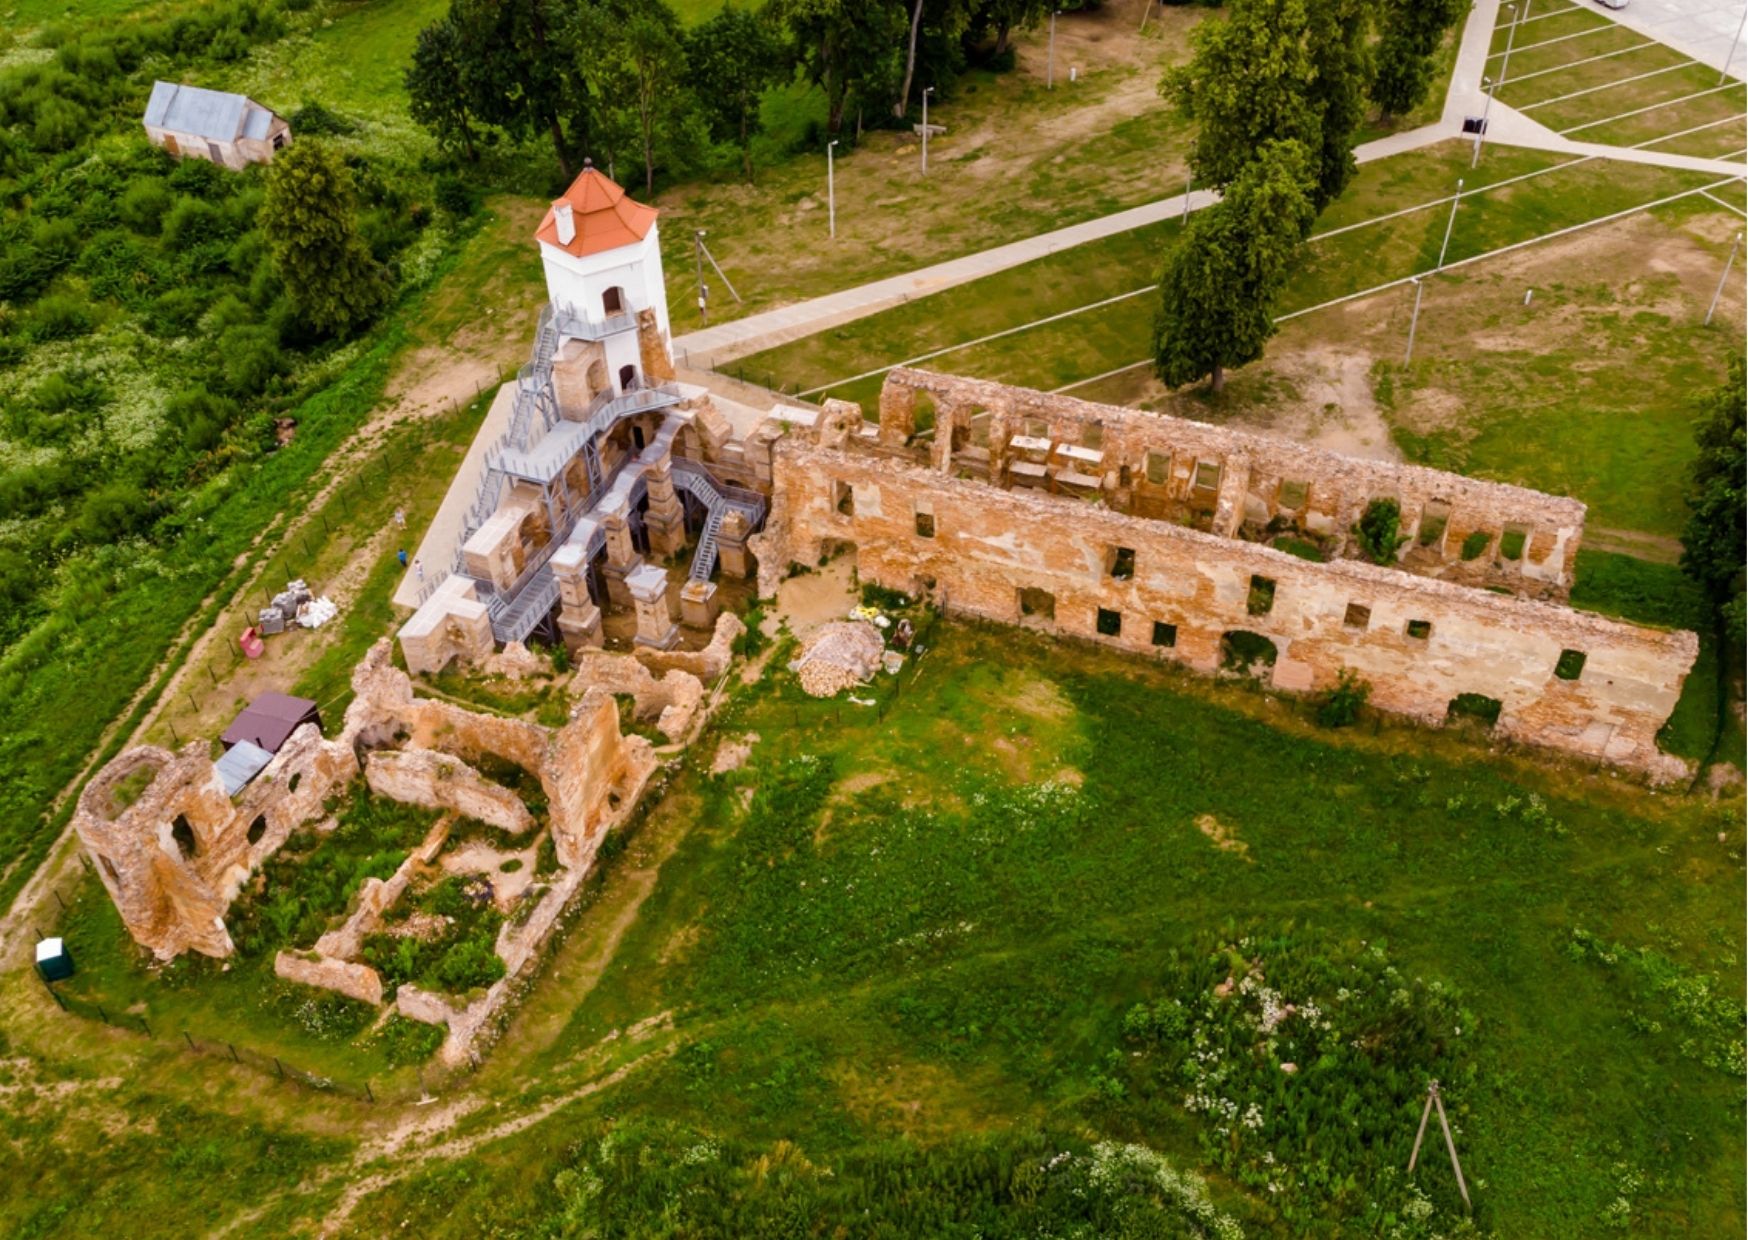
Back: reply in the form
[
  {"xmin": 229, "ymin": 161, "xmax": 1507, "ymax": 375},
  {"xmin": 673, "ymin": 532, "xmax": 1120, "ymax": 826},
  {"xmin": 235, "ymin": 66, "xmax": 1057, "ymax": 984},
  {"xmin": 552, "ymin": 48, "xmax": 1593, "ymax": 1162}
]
[{"xmin": 534, "ymin": 163, "xmax": 659, "ymax": 259}]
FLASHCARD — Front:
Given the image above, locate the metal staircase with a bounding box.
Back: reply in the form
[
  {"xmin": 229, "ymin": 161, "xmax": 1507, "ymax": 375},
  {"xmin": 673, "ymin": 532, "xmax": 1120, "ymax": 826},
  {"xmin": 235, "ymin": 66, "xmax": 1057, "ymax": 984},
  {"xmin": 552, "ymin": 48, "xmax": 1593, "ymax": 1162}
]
[{"xmin": 672, "ymin": 459, "xmax": 765, "ymax": 583}]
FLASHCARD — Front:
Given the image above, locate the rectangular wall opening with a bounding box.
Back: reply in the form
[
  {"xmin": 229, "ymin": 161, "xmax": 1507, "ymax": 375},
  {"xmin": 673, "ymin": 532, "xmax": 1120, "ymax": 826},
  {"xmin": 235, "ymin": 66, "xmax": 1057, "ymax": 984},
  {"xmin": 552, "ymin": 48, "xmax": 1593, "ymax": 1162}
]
[
  {"xmin": 1151, "ymin": 621, "xmax": 1177, "ymax": 648},
  {"xmin": 1144, "ymin": 450, "xmax": 1169, "ymax": 486},
  {"xmin": 1096, "ymin": 607, "xmax": 1122, "ymax": 637},
  {"xmin": 1405, "ymin": 619, "xmax": 1432, "ymax": 640},
  {"xmin": 1109, "ymin": 546, "xmax": 1136, "ymax": 580},
  {"xmin": 833, "ymin": 481, "xmax": 854, "ymax": 516},
  {"xmin": 1555, "ymin": 649, "xmax": 1587, "ymax": 680},
  {"xmin": 1018, "ymin": 587, "xmax": 1055, "ymax": 621},
  {"xmin": 914, "ymin": 510, "xmax": 935, "ymax": 539},
  {"xmin": 1193, "ymin": 460, "xmax": 1222, "ymax": 492},
  {"xmin": 1500, "ymin": 524, "xmax": 1528, "ymax": 561},
  {"xmin": 1247, "ymin": 575, "xmax": 1276, "ymax": 616},
  {"xmin": 1418, "ymin": 500, "xmax": 1451, "ymax": 547},
  {"xmin": 1278, "ymin": 479, "xmax": 1308, "ymax": 511},
  {"xmin": 1343, "ymin": 602, "xmax": 1371, "ymax": 629}
]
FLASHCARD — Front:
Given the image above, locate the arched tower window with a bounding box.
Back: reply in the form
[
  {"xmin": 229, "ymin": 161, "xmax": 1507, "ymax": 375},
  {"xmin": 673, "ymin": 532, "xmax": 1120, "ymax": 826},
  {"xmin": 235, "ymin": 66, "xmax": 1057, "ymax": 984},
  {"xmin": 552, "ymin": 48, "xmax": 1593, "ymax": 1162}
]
[{"xmin": 170, "ymin": 814, "xmax": 198, "ymax": 859}]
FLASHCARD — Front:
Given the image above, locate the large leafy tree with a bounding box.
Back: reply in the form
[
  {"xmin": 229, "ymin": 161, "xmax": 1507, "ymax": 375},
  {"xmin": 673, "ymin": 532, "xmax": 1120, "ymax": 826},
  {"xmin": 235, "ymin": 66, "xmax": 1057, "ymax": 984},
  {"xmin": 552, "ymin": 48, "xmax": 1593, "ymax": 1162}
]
[
  {"xmin": 405, "ymin": 15, "xmax": 477, "ymax": 161},
  {"xmin": 774, "ymin": 0, "xmax": 910, "ymax": 134},
  {"xmin": 261, "ymin": 142, "xmax": 390, "ymax": 338},
  {"xmin": 1150, "ymin": 140, "xmax": 1317, "ymax": 393},
  {"xmin": 1370, "ymin": 0, "xmax": 1466, "ymax": 121},
  {"xmin": 970, "ymin": 0, "xmax": 1049, "ymax": 57},
  {"xmin": 1681, "ymin": 356, "xmax": 1747, "ymax": 644},
  {"xmin": 1161, "ymin": 0, "xmax": 1319, "ymax": 192},
  {"xmin": 447, "ymin": 0, "xmax": 584, "ymax": 179},
  {"xmin": 1305, "ymin": 0, "xmax": 1374, "ymax": 209},
  {"xmin": 687, "ymin": 3, "xmax": 787, "ymax": 181}
]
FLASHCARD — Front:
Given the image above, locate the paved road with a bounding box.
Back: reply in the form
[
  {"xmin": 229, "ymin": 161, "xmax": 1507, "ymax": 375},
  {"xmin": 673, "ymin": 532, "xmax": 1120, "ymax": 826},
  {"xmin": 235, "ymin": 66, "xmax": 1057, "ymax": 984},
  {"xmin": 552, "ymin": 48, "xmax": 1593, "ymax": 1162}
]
[
  {"xmin": 671, "ymin": 0, "xmax": 1745, "ymax": 370},
  {"xmin": 1591, "ymin": 0, "xmax": 1747, "ymax": 79}
]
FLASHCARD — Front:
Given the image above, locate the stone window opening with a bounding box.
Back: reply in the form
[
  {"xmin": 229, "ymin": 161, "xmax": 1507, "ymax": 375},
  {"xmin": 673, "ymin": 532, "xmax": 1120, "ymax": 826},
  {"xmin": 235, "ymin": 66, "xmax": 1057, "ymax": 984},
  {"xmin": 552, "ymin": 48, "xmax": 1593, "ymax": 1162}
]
[
  {"xmin": 1278, "ymin": 479, "xmax": 1309, "ymax": 511},
  {"xmin": 247, "ymin": 814, "xmax": 268, "ymax": 845},
  {"xmin": 1144, "ymin": 450, "xmax": 1169, "ymax": 486},
  {"xmin": 1096, "ymin": 608, "xmax": 1122, "ymax": 637},
  {"xmin": 1405, "ymin": 619, "xmax": 1433, "ymax": 640},
  {"xmin": 1109, "ymin": 546, "xmax": 1136, "ymax": 580},
  {"xmin": 914, "ymin": 510, "xmax": 936, "ymax": 539},
  {"xmin": 1343, "ymin": 602, "xmax": 1372, "ymax": 629},
  {"xmin": 1151, "ymin": 621, "xmax": 1178, "ymax": 648},
  {"xmin": 1220, "ymin": 630, "xmax": 1278, "ymax": 676},
  {"xmin": 1500, "ymin": 524, "xmax": 1529, "ymax": 561},
  {"xmin": 1247, "ymin": 575, "xmax": 1276, "ymax": 616},
  {"xmin": 1418, "ymin": 500, "xmax": 1451, "ymax": 547},
  {"xmin": 1023, "ymin": 416, "xmax": 1048, "ymax": 439},
  {"xmin": 1081, "ymin": 422, "xmax": 1104, "ymax": 449},
  {"xmin": 1193, "ymin": 460, "xmax": 1222, "ymax": 492},
  {"xmin": 170, "ymin": 814, "xmax": 198, "ymax": 860},
  {"xmin": 833, "ymin": 481, "xmax": 854, "ymax": 516},
  {"xmin": 288, "ymin": 772, "xmax": 301, "ymax": 794},
  {"xmin": 1448, "ymin": 693, "xmax": 1502, "ymax": 727},
  {"xmin": 1554, "ymin": 649, "xmax": 1587, "ymax": 681},
  {"xmin": 1018, "ymin": 587, "xmax": 1055, "ymax": 620}
]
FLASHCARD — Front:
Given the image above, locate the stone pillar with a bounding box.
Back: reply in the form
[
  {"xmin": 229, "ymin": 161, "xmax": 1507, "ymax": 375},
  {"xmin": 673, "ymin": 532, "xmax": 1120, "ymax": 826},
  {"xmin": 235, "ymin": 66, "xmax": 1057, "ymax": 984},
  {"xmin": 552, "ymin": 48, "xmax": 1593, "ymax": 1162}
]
[
  {"xmin": 642, "ymin": 457, "xmax": 687, "ymax": 558},
  {"xmin": 553, "ymin": 552, "xmax": 603, "ymax": 650},
  {"xmin": 717, "ymin": 510, "xmax": 753, "ymax": 579},
  {"xmin": 626, "ymin": 564, "xmax": 679, "ymax": 649},
  {"xmin": 680, "ymin": 579, "xmax": 720, "ymax": 630},
  {"xmin": 878, "ymin": 382, "xmax": 915, "ymax": 448},
  {"xmin": 1212, "ymin": 452, "xmax": 1252, "ymax": 539},
  {"xmin": 600, "ymin": 504, "xmax": 640, "ymax": 607},
  {"xmin": 817, "ymin": 398, "xmax": 858, "ymax": 450},
  {"xmin": 638, "ymin": 309, "xmax": 675, "ymax": 383}
]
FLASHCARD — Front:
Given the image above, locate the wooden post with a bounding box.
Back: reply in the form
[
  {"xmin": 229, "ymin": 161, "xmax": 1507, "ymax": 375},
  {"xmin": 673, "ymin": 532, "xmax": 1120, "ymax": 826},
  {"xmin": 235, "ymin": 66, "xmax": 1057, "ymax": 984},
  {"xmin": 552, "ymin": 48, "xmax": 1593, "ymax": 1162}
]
[
  {"xmin": 273, "ymin": 1056, "xmax": 285, "ymax": 1080},
  {"xmin": 1432, "ymin": 1082, "xmax": 1473, "ymax": 1213},
  {"xmin": 228, "ymin": 1042, "xmax": 240, "ymax": 1063},
  {"xmin": 1407, "ymin": 1082, "xmax": 1435, "ymax": 1174},
  {"xmin": 364, "ymin": 1081, "xmax": 374, "ymax": 1103},
  {"xmin": 185, "ymin": 1031, "xmax": 198, "ymax": 1052}
]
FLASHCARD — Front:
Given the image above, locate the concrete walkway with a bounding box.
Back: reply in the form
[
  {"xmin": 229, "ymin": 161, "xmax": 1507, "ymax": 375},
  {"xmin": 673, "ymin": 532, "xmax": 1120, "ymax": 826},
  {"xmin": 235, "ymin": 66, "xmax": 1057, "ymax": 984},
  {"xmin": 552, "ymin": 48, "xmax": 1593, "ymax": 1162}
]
[{"xmin": 671, "ymin": 0, "xmax": 1743, "ymax": 370}]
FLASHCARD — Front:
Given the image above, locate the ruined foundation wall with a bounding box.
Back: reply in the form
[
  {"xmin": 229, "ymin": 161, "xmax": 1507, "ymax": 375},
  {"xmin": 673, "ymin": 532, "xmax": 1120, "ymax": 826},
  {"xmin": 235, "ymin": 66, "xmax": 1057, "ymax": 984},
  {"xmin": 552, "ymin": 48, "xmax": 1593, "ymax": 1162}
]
[
  {"xmin": 879, "ymin": 368, "xmax": 1587, "ymax": 598},
  {"xmin": 769, "ymin": 441, "xmax": 1696, "ymax": 781}
]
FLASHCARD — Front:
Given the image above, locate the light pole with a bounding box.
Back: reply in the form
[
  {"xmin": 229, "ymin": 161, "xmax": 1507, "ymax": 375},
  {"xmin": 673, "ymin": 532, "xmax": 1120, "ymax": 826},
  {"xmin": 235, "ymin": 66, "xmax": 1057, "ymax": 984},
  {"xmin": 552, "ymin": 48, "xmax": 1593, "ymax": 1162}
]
[
  {"xmin": 1437, "ymin": 179, "xmax": 1463, "ymax": 270},
  {"xmin": 1724, "ymin": 7, "xmax": 1747, "ymax": 85},
  {"xmin": 1706, "ymin": 231, "xmax": 1742, "ymax": 326},
  {"xmin": 694, "ymin": 229, "xmax": 708, "ymax": 327},
  {"xmin": 827, "ymin": 140, "xmax": 838, "ymax": 239},
  {"xmin": 921, "ymin": 86, "xmax": 934, "ymax": 174},
  {"xmin": 1047, "ymin": 10, "xmax": 1058, "ymax": 88},
  {"xmin": 1404, "ymin": 277, "xmax": 1426, "ymax": 364},
  {"xmin": 1473, "ymin": 2, "xmax": 1523, "ymax": 168}
]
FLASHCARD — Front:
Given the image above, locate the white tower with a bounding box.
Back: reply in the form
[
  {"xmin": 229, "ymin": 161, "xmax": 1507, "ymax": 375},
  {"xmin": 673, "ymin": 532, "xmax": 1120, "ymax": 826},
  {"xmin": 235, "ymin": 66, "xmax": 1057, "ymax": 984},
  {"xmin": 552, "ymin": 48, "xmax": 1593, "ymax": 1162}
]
[{"xmin": 533, "ymin": 159, "xmax": 672, "ymax": 393}]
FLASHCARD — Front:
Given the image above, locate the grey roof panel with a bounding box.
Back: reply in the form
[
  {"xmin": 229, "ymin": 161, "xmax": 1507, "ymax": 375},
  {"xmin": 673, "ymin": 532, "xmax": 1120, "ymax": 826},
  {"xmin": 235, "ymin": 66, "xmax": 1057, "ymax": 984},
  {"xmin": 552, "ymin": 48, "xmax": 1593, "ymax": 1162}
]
[
  {"xmin": 241, "ymin": 105, "xmax": 274, "ymax": 140},
  {"xmin": 214, "ymin": 740, "xmax": 274, "ymax": 796},
  {"xmin": 143, "ymin": 80, "xmax": 250, "ymax": 142}
]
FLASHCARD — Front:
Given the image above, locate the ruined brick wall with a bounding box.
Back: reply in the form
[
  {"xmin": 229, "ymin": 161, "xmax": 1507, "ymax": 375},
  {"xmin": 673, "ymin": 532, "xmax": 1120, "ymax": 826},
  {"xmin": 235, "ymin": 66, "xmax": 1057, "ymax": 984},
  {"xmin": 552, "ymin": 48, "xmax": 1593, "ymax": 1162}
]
[
  {"xmin": 73, "ymin": 725, "xmax": 357, "ymax": 960},
  {"xmin": 877, "ymin": 368, "xmax": 1586, "ymax": 599},
  {"xmin": 766, "ymin": 440, "xmax": 1696, "ymax": 781}
]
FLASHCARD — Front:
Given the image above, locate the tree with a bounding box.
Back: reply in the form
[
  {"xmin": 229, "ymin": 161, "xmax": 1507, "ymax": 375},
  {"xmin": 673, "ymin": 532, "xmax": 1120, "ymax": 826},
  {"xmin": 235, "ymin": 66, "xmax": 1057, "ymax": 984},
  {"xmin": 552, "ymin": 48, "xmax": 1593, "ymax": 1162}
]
[
  {"xmin": 774, "ymin": 0, "xmax": 910, "ymax": 134},
  {"xmin": 970, "ymin": 0, "xmax": 1048, "ymax": 57},
  {"xmin": 406, "ymin": 15, "xmax": 477, "ymax": 160},
  {"xmin": 261, "ymin": 142, "xmax": 390, "ymax": 338},
  {"xmin": 1370, "ymin": 0, "xmax": 1465, "ymax": 121},
  {"xmin": 1161, "ymin": 0, "xmax": 1319, "ymax": 191},
  {"xmin": 447, "ymin": 0, "xmax": 583, "ymax": 179},
  {"xmin": 1304, "ymin": 0, "xmax": 1373, "ymax": 209},
  {"xmin": 687, "ymin": 4, "xmax": 786, "ymax": 181},
  {"xmin": 1681, "ymin": 356, "xmax": 1746, "ymax": 643},
  {"xmin": 1150, "ymin": 140, "xmax": 1316, "ymax": 393}
]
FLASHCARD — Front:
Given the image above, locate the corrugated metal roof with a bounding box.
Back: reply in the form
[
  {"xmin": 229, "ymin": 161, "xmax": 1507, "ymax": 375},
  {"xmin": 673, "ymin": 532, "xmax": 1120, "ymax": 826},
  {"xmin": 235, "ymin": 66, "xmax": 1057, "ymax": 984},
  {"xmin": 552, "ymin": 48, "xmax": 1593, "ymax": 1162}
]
[
  {"xmin": 143, "ymin": 80, "xmax": 255, "ymax": 142},
  {"xmin": 214, "ymin": 740, "xmax": 274, "ymax": 796},
  {"xmin": 241, "ymin": 105, "xmax": 275, "ymax": 140}
]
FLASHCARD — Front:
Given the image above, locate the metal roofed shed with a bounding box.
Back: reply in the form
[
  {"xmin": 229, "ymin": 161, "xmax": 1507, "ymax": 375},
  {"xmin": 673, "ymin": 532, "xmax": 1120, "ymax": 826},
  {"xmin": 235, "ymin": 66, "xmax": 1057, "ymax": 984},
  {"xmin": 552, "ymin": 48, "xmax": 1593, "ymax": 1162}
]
[
  {"xmin": 221, "ymin": 693, "xmax": 320, "ymax": 754},
  {"xmin": 35, "ymin": 938, "xmax": 73, "ymax": 983},
  {"xmin": 213, "ymin": 740, "xmax": 275, "ymax": 796},
  {"xmin": 142, "ymin": 80, "xmax": 291, "ymax": 170}
]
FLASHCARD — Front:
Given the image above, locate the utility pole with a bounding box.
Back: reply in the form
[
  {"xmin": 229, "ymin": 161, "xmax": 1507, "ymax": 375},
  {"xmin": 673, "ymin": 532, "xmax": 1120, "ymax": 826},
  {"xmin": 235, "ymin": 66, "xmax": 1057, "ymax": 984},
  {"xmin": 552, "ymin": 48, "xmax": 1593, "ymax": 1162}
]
[
  {"xmin": 694, "ymin": 228, "xmax": 708, "ymax": 327},
  {"xmin": 827, "ymin": 139, "xmax": 838, "ymax": 239},
  {"xmin": 1706, "ymin": 231, "xmax": 1742, "ymax": 326},
  {"xmin": 1437, "ymin": 179, "xmax": 1463, "ymax": 270},
  {"xmin": 921, "ymin": 86, "xmax": 934, "ymax": 174},
  {"xmin": 1472, "ymin": 2, "xmax": 1524, "ymax": 169},
  {"xmin": 1048, "ymin": 10, "xmax": 1060, "ymax": 89},
  {"xmin": 1404, "ymin": 277, "xmax": 1426, "ymax": 364}
]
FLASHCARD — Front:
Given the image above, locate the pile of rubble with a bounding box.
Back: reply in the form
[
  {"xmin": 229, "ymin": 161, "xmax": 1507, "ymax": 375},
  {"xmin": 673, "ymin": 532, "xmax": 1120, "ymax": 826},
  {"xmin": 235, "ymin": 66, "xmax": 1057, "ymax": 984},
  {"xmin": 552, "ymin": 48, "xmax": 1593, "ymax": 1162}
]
[
  {"xmin": 258, "ymin": 579, "xmax": 339, "ymax": 634},
  {"xmin": 792, "ymin": 621, "xmax": 887, "ymax": 697}
]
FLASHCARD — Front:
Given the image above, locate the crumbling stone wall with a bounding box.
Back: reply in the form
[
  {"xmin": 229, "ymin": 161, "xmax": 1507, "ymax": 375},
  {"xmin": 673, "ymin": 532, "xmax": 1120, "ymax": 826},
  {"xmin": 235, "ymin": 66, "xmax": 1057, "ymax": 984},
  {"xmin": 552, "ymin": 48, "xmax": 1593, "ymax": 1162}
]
[
  {"xmin": 364, "ymin": 748, "xmax": 534, "ymax": 834},
  {"xmin": 877, "ymin": 368, "xmax": 1586, "ymax": 599},
  {"xmin": 74, "ymin": 724, "xmax": 357, "ymax": 960},
  {"xmin": 766, "ymin": 438, "xmax": 1697, "ymax": 782}
]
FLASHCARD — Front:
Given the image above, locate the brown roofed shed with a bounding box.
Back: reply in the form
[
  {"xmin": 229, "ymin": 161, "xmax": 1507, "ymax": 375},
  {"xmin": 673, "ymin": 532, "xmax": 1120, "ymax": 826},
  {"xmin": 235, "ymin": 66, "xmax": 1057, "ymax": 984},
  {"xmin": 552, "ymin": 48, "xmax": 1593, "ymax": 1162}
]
[{"xmin": 220, "ymin": 692, "xmax": 321, "ymax": 753}]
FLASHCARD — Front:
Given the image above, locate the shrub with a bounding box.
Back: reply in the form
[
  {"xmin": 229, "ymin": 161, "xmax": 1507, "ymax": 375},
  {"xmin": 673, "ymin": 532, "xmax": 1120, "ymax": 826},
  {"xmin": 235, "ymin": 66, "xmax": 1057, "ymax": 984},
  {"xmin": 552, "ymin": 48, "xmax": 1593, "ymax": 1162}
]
[
  {"xmin": 433, "ymin": 175, "xmax": 476, "ymax": 217},
  {"xmin": 26, "ymin": 294, "xmax": 94, "ymax": 341},
  {"xmin": 213, "ymin": 324, "xmax": 286, "ymax": 397},
  {"xmin": 1315, "ymin": 669, "xmax": 1371, "ymax": 727},
  {"xmin": 861, "ymin": 582, "xmax": 910, "ymax": 610},
  {"xmin": 162, "ymin": 196, "xmax": 223, "ymax": 249},
  {"xmin": 118, "ymin": 177, "xmax": 173, "ymax": 233},
  {"xmin": 1355, "ymin": 497, "xmax": 1407, "ymax": 564},
  {"xmin": 289, "ymin": 100, "xmax": 356, "ymax": 136}
]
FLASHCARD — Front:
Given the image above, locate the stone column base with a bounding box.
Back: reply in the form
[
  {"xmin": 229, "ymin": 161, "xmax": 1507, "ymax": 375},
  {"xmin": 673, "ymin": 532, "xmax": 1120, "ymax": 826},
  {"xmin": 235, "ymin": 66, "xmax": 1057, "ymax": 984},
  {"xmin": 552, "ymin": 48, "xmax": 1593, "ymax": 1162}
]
[
  {"xmin": 601, "ymin": 559, "xmax": 639, "ymax": 608},
  {"xmin": 679, "ymin": 579, "xmax": 720, "ymax": 630},
  {"xmin": 558, "ymin": 601, "xmax": 603, "ymax": 651}
]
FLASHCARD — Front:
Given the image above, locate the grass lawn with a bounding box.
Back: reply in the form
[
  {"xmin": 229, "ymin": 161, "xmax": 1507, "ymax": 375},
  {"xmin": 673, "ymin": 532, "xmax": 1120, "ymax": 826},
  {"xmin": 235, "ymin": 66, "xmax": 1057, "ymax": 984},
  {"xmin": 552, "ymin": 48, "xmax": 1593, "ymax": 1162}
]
[{"xmin": 333, "ymin": 619, "xmax": 1745, "ymax": 1237}]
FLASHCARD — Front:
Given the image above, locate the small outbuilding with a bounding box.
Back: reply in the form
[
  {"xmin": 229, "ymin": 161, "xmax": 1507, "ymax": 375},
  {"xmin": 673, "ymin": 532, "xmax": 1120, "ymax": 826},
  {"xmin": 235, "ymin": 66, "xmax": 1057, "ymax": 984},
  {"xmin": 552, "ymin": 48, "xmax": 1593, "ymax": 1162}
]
[
  {"xmin": 143, "ymin": 80, "xmax": 290, "ymax": 169},
  {"xmin": 221, "ymin": 692, "xmax": 321, "ymax": 754},
  {"xmin": 35, "ymin": 937, "xmax": 74, "ymax": 983}
]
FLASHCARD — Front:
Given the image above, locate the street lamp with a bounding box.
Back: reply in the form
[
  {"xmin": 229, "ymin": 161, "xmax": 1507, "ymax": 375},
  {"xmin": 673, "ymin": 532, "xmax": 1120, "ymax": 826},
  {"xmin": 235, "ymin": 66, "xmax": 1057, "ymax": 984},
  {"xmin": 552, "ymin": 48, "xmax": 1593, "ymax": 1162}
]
[
  {"xmin": 1404, "ymin": 277, "xmax": 1426, "ymax": 364},
  {"xmin": 1437, "ymin": 178, "xmax": 1463, "ymax": 270},
  {"xmin": 921, "ymin": 87, "xmax": 935, "ymax": 174},
  {"xmin": 1473, "ymin": 2, "xmax": 1525, "ymax": 168},
  {"xmin": 694, "ymin": 228, "xmax": 708, "ymax": 327},
  {"xmin": 827, "ymin": 139, "xmax": 839, "ymax": 239}
]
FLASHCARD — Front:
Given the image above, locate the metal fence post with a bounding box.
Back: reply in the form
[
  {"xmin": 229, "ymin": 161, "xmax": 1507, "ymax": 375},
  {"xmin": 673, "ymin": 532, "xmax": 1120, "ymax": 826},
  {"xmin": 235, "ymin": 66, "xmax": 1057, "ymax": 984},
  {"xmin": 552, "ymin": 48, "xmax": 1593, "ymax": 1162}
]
[{"xmin": 185, "ymin": 1031, "xmax": 197, "ymax": 1052}]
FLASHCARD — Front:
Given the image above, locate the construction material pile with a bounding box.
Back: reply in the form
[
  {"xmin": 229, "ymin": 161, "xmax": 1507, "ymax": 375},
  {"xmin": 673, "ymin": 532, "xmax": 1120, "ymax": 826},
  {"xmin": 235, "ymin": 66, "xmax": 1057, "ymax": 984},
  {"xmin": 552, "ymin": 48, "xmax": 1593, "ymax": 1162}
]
[{"xmin": 792, "ymin": 621, "xmax": 886, "ymax": 697}]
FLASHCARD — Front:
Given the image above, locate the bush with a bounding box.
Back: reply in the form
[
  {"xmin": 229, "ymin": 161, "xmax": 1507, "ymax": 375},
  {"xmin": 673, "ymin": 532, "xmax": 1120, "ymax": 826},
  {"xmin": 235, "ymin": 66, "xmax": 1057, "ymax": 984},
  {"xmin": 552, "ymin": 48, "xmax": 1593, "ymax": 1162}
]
[
  {"xmin": 162, "ymin": 196, "xmax": 223, "ymax": 249},
  {"xmin": 289, "ymin": 100, "xmax": 356, "ymax": 136},
  {"xmin": 118, "ymin": 177, "xmax": 173, "ymax": 233},
  {"xmin": 1315, "ymin": 669, "xmax": 1371, "ymax": 727},
  {"xmin": 26, "ymin": 294, "xmax": 94, "ymax": 341},
  {"xmin": 1355, "ymin": 497, "xmax": 1406, "ymax": 564},
  {"xmin": 433, "ymin": 175, "xmax": 476, "ymax": 218}
]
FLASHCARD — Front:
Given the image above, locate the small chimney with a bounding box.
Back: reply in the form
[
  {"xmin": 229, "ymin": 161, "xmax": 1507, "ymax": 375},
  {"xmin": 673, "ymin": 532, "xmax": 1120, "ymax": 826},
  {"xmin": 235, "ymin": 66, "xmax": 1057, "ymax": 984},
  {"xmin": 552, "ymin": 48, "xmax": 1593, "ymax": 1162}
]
[{"xmin": 553, "ymin": 199, "xmax": 575, "ymax": 246}]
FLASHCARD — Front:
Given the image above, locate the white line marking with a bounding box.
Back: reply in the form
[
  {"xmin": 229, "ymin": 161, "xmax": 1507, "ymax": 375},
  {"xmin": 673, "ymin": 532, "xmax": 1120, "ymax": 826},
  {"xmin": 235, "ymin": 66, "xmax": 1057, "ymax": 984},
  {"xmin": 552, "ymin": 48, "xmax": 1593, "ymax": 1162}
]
[
  {"xmin": 1054, "ymin": 179, "xmax": 1741, "ymax": 394},
  {"xmin": 1631, "ymin": 113, "xmax": 1746, "ymax": 149},
  {"xmin": 1488, "ymin": 22, "xmax": 1619, "ymax": 59},
  {"xmin": 1520, "ymin": 61, "xmax": 1697, "ymax": 112},
  {"xmin": 1560, "ymin": 82, "xmax": 1745, "ymax": 134},
  {"xmin": 1502, "ymin": 5, "xmax": 1598, "ymax": 29},
  {"xmin": 1499, "ymin": 40, "xmax": 1659, "ymax": 87},
  {"xmin": 1700, "ymin": 189, "xmax": 1748, "ymax": 217}
]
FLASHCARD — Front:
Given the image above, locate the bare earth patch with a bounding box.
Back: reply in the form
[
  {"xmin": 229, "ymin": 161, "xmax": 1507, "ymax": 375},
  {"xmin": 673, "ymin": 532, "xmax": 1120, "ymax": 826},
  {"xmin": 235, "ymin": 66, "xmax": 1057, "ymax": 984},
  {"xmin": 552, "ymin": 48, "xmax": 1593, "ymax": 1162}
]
[
  {"xmin": 1196, "ymin": 813, "xmax": 1252, "ymax": 862},
  {"xmin": 710, "ymin": 733, "xmax": 760, "ymax": 775}
]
